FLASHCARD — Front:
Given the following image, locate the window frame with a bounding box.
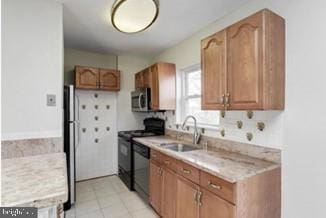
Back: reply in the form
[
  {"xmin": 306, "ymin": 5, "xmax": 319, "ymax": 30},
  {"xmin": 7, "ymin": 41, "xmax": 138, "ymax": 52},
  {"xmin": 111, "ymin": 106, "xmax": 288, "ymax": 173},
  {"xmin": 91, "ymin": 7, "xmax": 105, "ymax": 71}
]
[{"xmin": 180, "ymin": 64, "xmax": 220, "ymax": 128}]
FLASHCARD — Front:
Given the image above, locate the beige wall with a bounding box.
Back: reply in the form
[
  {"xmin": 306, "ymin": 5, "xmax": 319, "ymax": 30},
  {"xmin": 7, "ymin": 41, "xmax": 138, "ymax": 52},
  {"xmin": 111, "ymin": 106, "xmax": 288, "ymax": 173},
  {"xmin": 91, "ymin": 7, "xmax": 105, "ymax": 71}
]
[
  {"xmin": 151, "ymin": 2, "xmax": 284, "ymax": 150},
  {"xmin": 2, "ymin": 0, "xmax": 63, "ymax": 140},
  {"xmin": 64, "ymin": 48, "xmax": 117, "ymax": 84},
  {"xmin": 63, "ymin": 48, "xmax": 151, "ymax": 130},
  {"xmin": 152, "ymin": 0, "xmax": 326, "ymax": 217},
  {"xmin": 117, "ymin": 55, "xmax": 151, "ymax": 131}
]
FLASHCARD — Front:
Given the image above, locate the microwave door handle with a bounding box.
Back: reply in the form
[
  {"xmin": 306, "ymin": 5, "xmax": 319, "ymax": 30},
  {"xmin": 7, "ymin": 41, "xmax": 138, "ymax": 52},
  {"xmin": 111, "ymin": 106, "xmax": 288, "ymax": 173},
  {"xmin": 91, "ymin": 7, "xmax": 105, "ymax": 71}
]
[{"xmin": 138, "ymin": 93, "xmax": 144, "ymax": 110}]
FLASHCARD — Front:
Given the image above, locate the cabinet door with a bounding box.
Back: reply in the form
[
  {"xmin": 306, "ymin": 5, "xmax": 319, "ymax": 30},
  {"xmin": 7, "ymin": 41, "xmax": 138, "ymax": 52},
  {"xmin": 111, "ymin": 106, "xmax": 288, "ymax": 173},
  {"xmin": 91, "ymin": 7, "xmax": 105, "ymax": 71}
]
[
  {"xmin": 199, "ymin": 189, "xmax": 235, "ymax": 218},
  {"xmin": 201, "ymin": 31, "xmax": 227, "ymax": 110},
  {"xmin": 227, "ymin": 12, "xmax": 263, "ymax": 109},
  {"xmin": 150, "ymin": 65, "xmax": 160, "ymax": 110},
  {"xmin": 75, "ymin": 66, "xmax": 99, "ymax": 89},
  {"xmin": 161, "ymin": 168, "xmax": 177, "ymax": 218},
  {"xmin": 142, "ymin": 69, "xmax": 150, "ymax": 88},
  {"xmin": 100, "ymin": 69, "xmax": 120, "ymax": 91},
  {"xmin": 135, "ymin": 72, "xmax": 141, "ymax": 89},
  {"xmin": 176, "ymin": 176, "xmax": 199, "ymax": 218},
  {"xmin": 149, "ymin": 161, "xmax": 162, "ymax": 214}
]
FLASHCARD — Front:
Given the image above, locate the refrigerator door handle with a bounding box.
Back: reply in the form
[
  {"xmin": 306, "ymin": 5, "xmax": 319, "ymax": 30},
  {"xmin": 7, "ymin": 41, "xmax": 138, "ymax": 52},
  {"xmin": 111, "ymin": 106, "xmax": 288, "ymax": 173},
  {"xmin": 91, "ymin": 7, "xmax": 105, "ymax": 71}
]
[
  {"xmin": 75, "ymin": 120, "xmax": 81, "ymax": 149},
  {"xmin": 75, "ymin": 94, "xmax": 81, "ymax": 149},
  {"xmin": 69, "ymin": 122, "xmax": 75, "ymax": 204},
  {"xmin": 75, "ymin": 95, "xmax": 80, "ymax": 121}
]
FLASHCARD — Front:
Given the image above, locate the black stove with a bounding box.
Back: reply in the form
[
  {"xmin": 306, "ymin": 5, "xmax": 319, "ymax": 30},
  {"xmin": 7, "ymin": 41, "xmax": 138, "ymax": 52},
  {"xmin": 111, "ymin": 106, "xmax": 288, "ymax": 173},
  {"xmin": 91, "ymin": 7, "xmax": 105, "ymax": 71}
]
[
  {"xmin": 118, "ymin": 130, "xmax": 157, "ymax": 140},
  {"xmin": 118, "ymin": 118, "xmax": 165, "ymax": 190}
]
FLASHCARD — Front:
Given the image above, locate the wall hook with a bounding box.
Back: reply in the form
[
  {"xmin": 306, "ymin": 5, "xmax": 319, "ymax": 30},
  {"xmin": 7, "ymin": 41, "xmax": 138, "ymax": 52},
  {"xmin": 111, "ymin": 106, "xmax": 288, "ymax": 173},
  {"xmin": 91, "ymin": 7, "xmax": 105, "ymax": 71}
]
[
  {"xmin": 246, "ymin": 132, "xmax": 253, "ymax": 141},
  {"xmin": 257, "ymin": 122, "xmax": 265, "ymax": 131},
  {"xmin": 236, "ymin": 121, "xmax": 243, "ymax": 129},
  {"xmin": 246, "ymin": 110, "xmax": 254, "ymax": 119}
]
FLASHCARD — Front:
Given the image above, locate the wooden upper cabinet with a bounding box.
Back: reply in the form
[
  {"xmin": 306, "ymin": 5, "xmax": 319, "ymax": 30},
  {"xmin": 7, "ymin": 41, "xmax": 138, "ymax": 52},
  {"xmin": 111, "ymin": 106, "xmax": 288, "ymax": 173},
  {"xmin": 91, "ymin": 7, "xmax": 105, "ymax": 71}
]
[
  {"xmin": 161, "ymin": 168, "xmax": 177, "ymax": 218},
  {"xmin": 75, "ymin": 66, "xmax": 120, "ymax": 91},
  {"xmin": 199, "ymin": 189, "xmax": 235, "ymax": 218},
  {"xmin": 201, "ymin": 30, "xmax": 227, "ymax": 110},
  {"xmin": 155, "ymin": 63, "xmax": 176, "ymax": 110},
  {"xmin": 149, "ymin": 161, "xmax": 162, "ymax": 214},
  {"xmin": 75, "ymin": 66, "xmax": 99, "ymax": 89},
  {"xmin": 176, "ymin": 176, "xmax": 199, "ymax": 218},
  {"xmin": 150, "ymin": 64, "xmax": 160, "ymax": 110},
  {"xmin": 135, "ymin": 71, "xmax": 143, "ymax": 89},
  {"xmin": 201, "ymin": 9, "xmax": 285, "ymax": 110},
  {"xmin": 142, "ymin": 68, "xmax": 150, "ymax": 88},
  {"xmin": 227, "ymin": 11, "xmax": 263, "ymax": 109},
  {"xmin": 100, "ymin": 69, "xmax": 120, "ymax": 91},
  {"xmin": 134, "ymin": 62, "xmax": 176, "ymax": 111}
]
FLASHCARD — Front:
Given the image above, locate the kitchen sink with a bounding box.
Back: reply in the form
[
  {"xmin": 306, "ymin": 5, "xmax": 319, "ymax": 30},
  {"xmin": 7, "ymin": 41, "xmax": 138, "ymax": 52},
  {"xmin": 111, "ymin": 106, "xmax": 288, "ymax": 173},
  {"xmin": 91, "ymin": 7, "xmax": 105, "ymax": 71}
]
[{"xmin": 160, "ymin": 143, "xmax": 200, "ymax": 152}]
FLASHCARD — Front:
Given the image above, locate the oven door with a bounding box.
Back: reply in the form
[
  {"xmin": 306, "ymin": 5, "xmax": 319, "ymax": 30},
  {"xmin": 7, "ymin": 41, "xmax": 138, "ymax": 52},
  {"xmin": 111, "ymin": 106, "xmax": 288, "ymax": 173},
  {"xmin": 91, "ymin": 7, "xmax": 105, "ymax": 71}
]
[{"xmin": 118, "ymin": 137, "xmax": 133, "ymax": 189}]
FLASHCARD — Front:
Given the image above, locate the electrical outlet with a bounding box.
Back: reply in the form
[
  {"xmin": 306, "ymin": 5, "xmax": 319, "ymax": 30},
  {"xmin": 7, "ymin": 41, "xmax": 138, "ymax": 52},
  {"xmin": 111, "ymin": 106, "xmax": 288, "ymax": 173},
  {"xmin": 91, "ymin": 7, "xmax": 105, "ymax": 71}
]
[{"xmin": 47, "ymin": 94, "xmax": 56, "ymax": 106}]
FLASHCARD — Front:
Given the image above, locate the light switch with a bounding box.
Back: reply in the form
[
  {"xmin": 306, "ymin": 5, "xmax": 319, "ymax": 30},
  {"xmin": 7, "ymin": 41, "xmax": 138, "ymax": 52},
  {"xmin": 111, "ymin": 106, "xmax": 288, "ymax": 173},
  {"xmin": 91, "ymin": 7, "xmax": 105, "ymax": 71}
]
[{"xmin": 47, "ymin": 94, "xmax": 56, "ymax": 106}]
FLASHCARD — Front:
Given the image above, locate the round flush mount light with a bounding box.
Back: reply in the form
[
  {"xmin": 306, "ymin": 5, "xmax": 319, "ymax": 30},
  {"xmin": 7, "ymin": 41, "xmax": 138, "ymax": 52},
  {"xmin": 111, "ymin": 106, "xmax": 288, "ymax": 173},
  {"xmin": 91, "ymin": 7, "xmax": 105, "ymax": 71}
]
[{"xmin": 111, "ymin": 0, "xmax": 159, "ymax": 33}]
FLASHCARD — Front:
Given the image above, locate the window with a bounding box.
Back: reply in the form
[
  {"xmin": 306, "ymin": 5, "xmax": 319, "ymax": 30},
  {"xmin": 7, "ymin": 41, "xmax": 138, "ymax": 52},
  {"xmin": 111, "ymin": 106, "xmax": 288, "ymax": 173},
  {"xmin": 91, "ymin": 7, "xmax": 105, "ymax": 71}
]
[{"xmin": 180, "ymin": 64, "xmax": 219, "ymax": 127}]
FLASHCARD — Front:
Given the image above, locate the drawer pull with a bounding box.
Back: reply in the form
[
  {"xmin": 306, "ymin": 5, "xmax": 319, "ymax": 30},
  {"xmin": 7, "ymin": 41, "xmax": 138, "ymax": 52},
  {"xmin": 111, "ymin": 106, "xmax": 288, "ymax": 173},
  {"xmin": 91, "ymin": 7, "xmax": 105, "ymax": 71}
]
[
  {"xmin": 181, "ymin": 168, "xmax": 191, "ymax": 174},
  {"xmin": 208, "ymin": 181, "xmax": 222, "ymax": 190},
  {"xmin": 164, "ymin": 160, "xmax": 170, "ymax": 165}
]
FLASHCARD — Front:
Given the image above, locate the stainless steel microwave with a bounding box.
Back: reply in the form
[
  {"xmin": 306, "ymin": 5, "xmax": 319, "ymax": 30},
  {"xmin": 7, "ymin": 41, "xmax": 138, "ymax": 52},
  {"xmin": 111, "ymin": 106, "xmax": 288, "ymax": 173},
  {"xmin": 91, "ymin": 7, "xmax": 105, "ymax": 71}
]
[{"xmin": 131, "ymin": 88, "xmax": 151, "ymax": 112}]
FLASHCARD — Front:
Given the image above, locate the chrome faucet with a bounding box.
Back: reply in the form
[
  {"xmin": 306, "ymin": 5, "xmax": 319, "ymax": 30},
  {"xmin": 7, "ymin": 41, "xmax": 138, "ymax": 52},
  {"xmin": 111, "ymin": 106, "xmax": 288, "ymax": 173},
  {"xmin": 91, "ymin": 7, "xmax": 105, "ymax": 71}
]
[{"xmin": 181, "ymin": 115, "xmax": 201, "ymax": 145}]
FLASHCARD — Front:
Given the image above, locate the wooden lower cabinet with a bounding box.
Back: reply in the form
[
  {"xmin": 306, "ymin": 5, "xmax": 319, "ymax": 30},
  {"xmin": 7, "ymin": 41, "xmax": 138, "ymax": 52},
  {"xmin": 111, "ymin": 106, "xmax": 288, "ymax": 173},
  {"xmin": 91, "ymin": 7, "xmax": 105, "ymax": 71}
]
[
  {"xmin": 199, "ymin": 189, "xmax": 235, "ymax": 218},
  {"xmin": 161, "ymin": 168, "xmax": 177, "ymax": 218},
  {"xmin": 176, "ymin": 176, "xmax": 199, "ymax": 218},
  {"xmin": 149, "ymin": 149, "xmax": 280, "ymax": 218},
  {"xmin": 149, "ymin": 161, "xmax": 162, "ymax": 214}
]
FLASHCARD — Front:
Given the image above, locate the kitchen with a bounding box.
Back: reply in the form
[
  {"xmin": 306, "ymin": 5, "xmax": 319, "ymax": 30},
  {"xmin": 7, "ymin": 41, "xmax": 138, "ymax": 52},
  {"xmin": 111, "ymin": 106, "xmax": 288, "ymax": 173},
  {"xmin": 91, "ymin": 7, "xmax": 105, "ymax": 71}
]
[{"xmin": 1, "ymin": 0, "xmax": 326, "ymax": 218}]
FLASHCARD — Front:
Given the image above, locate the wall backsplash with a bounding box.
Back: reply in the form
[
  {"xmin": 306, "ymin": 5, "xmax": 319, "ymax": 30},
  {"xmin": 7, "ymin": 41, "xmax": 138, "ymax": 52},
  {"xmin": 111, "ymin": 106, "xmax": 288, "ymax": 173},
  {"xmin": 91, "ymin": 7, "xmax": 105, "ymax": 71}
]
[{"xmin": 147, "ymin": 110, "xmax": 283, "ymax": 150}]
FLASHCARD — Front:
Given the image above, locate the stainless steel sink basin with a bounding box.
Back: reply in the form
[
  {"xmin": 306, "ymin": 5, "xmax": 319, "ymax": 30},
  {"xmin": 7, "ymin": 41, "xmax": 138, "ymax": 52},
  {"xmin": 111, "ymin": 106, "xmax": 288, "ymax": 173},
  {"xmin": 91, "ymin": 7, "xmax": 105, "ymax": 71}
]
[{"xmin": 160, "ymin": 143, "xmax": 200, "ymax": 152}]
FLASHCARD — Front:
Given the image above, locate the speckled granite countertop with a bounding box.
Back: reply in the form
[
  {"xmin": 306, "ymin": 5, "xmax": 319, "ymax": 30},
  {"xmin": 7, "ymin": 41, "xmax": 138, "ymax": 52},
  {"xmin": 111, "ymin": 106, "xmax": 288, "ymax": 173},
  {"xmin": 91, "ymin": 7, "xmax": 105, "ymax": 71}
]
[
  {"xmin": 1, "ymin": 153, "xmax": 68, "ymax": 208},
  {"xmin": 133, "ymin": 136, "xmax": 280, "ymax": 183}
]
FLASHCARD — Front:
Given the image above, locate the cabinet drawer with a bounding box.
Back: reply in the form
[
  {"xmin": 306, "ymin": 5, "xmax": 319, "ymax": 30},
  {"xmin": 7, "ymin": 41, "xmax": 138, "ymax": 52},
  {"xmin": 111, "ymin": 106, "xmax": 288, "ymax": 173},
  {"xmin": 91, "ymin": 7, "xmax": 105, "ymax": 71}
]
[
  {"xmin": 200, "ymin": 171, "xmax": 236, "ymax": 204},
  {"xmin": 160, "ymin": 153, "xmax": 177, "ymax": 172},
  {"xmin": 150, "ymin": 149, "xmax": 162, "ymax": 163},
  {"xmin": 177, "ymin": 161, "xmax": 200, "ymax": 184}
]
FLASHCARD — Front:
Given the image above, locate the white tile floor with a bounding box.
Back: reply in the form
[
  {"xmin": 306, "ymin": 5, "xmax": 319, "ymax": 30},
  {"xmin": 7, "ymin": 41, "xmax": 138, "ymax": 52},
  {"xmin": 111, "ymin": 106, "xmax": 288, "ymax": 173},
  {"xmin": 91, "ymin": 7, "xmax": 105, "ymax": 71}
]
[{"xmin": 65, "ymin": 175, "xmax": 159, "ymax": 218}]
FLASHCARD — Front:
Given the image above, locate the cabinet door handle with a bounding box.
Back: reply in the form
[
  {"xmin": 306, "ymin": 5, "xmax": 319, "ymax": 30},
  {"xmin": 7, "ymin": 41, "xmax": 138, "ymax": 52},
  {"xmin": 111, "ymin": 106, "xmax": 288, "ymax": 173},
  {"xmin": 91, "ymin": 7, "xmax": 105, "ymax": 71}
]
[
  {"xmin": 225, "ymin": 93, "xmax": 230, "ymax": 109},
  {"xmin": 197, "ymin": 191, "xmax": 202, "ymax": 206},
  {"xmin": 208, "ymin": 181, "xmax": 222, "ymax": 190},
  {"xmin": 221, "ymin": 94, "xmax": 225, "ymax": 106},
  {"xmin": 193, "ymin": 191, "xmax": 198, "ymax": 204},
  {"xmin": 181, "ymin": 168, "xmax": 191, "ymax": 174}
]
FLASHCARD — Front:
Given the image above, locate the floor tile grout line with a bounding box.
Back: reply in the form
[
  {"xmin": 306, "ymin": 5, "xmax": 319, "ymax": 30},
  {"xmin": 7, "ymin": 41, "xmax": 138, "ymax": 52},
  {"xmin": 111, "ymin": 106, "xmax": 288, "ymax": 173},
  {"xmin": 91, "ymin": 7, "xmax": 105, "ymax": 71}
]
[{"xmin": 73, "ymin": 175, "xmax": 157, "ymax": 218}]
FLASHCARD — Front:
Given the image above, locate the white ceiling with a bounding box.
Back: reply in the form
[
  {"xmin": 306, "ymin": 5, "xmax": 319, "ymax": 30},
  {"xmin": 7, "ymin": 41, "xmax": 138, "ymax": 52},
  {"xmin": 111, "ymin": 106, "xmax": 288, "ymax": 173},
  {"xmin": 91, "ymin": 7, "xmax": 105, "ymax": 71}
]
[{"xmin": 62, "ymin": 0, "xmax": 248, "ymax": 56}]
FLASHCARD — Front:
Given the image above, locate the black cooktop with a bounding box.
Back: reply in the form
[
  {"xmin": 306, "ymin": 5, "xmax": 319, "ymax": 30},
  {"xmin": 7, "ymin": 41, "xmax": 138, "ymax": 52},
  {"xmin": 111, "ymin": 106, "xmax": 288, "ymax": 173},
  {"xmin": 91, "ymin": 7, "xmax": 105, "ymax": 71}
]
[
  {"xmin": 118, "ymin": 130, "xmax": 158, "ymax": 139},
  {"xmin": 118, "ymin": 118, "xmax": 165, "ymax": 140}
]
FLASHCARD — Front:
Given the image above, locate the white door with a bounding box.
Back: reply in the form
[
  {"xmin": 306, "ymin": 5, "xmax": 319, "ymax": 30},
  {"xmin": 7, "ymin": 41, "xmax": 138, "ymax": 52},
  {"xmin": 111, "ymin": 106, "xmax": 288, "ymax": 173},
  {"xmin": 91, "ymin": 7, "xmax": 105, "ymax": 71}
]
[{"xmin": 75, "ymin": 90, "xmax": 117, "ymax": 181}]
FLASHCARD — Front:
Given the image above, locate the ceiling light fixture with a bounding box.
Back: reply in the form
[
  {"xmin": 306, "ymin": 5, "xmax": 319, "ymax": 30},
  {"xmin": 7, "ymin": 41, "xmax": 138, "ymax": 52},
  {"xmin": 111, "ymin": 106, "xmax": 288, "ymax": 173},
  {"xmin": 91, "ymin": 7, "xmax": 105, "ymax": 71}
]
[{"xmin": 111, "ymin": 0, "xmax": 159, "ymax": 33}]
